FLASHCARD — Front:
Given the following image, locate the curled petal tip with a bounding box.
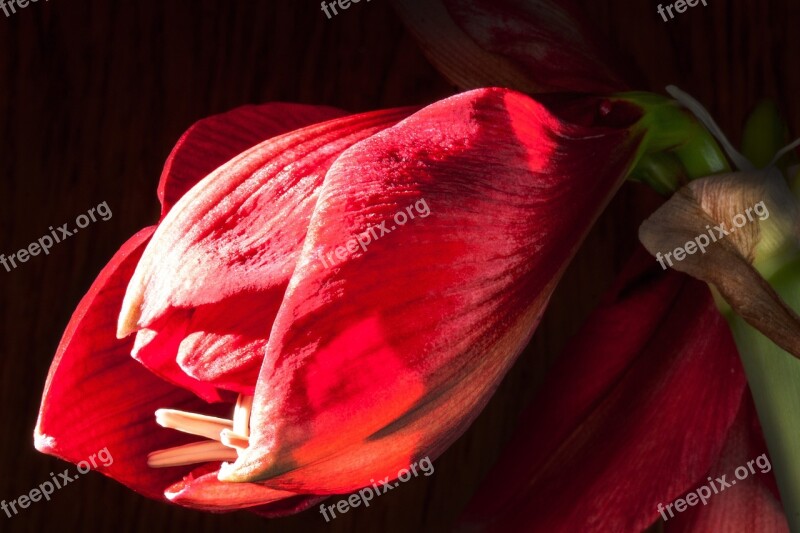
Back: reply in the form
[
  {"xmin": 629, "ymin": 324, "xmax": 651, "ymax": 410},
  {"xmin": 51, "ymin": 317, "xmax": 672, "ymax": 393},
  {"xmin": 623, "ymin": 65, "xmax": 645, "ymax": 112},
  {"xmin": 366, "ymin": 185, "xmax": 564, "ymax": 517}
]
[
  {"xmin": 116, "ymin": 280, "xmax": 144, "ymax": 339},
  {"xmin": 33, "ymin": 432, "xmax": 56, "ymax": 454}
]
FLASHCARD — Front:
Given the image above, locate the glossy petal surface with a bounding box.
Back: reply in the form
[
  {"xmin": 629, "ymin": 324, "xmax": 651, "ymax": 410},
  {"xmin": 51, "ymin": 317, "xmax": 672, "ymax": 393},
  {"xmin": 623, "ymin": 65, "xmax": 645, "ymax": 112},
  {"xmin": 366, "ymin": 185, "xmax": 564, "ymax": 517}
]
[
  {"xmin": 219, "ymin": 88, "xmax": 645, "ymax": 492},
  {"xmin": 158, "ymin": 103, "xmax": 346, "ymax": 217},
  {"xmin": 120, "ymin": 107, "xmax": 415, "ymax": 393}
]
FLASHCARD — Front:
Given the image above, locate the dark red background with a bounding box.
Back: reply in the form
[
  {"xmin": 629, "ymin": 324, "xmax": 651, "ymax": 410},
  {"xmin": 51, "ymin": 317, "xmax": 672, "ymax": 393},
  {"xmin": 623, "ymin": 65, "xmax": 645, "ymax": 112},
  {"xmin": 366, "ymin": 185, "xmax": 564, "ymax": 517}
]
[{"xmin": 0, "ymin": 1, "xmax": 796, "ymax": 531}]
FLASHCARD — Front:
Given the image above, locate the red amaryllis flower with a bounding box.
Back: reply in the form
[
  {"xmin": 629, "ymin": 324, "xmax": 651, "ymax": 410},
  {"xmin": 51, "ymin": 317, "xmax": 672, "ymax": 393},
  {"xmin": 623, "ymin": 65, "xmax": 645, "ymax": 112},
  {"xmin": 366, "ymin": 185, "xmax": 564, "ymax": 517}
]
[
  {"xmin": 460, "ymin": 249, "xmax": 788, "ymax": 532},
  {"xmin": 35, "ymin": 87, "xmax": 646, "ymax": 511}
]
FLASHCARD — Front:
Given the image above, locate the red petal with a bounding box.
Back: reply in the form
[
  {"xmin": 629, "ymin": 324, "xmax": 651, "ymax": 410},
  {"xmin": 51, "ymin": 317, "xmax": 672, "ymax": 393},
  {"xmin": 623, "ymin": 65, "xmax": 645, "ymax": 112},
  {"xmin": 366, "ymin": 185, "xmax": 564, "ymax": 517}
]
[
  {"xmin": 120, "ymin": 107, "xmax": 415, "ymax": 391},
  {"xmin": 665, "ymin": 396, "xmax": 789, "ymax": 532},
  {"xmin": 220, "ymin": 88, "xmax": 645, "ymax": 491},
  {"xmin": 164, "ymin": 467, "xmax": 304, "ymax": 511},
  {"xmin": 248, "ymin": 495, "xmax": 328, "ymax": 518},
  {"xmin": 173, "ymin": 289, "xmax": 284, "ymax": 394},
  {"xmin": 158, "ymin": 103, "xmax": 346, "ymax": 217},
  {"xmin": 461, "ymin": 249, "xmax": 747, "ymax": 532},
  {"xmin": 130, "ymin": 312, "xmax": 223, "ymax": 402},
  {"xmin": 391, "ymin": 0, "xmax": 626, "ymax": 93},
  {"xmin": 34, "ymin": 228, "xmax": 228, "ymax": 500}
]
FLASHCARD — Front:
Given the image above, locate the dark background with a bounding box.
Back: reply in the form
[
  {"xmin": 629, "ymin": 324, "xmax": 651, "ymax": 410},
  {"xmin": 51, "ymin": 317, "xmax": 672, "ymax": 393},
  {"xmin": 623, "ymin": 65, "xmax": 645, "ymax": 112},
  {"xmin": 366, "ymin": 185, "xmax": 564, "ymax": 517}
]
[{"xmin": 0, "ymin": 0, "xmax": 797, "ymax": 531}]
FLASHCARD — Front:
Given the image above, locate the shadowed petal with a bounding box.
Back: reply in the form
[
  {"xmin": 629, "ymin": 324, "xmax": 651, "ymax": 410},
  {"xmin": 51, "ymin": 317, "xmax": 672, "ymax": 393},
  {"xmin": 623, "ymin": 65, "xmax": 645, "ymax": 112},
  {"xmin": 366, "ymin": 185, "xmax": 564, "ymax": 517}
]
[
  {"xmin": 391, "ymin": 0, "xmax": 626, "ymax": 93},
  {"xmin": 665, "ymin": 397, "xmax": 788, "ymax": 532},
  {"xmin": 460, "ymin": 248, "xmax": 747, "ymax": 532}
]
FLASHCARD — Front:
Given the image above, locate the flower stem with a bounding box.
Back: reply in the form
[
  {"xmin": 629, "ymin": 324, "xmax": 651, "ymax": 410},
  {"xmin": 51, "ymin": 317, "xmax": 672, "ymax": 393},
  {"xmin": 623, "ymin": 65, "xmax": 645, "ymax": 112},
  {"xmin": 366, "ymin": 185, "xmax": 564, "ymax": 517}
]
[
  {"xmin": 725, "ymin": 251, "xmax": 800, "ymax": 530},
  {"xmin": 615, "ymin": 91, "xmax": 731, "ymax": 193}
]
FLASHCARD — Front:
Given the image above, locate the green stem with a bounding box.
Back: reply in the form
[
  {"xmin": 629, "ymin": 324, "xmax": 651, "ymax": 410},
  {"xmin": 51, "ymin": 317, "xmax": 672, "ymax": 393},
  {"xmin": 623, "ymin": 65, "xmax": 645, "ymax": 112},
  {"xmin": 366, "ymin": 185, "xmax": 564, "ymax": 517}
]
[
  {"xmin": 615, "ymin": 91, "xmax": 732, "ymax": 192},
  {"xmin": 792, "ymin": 167, "xmax": 800, "ymax": 200},
  {"xmin": 725, "ymin": 252, "xmax": 800, "ymax": 531}
]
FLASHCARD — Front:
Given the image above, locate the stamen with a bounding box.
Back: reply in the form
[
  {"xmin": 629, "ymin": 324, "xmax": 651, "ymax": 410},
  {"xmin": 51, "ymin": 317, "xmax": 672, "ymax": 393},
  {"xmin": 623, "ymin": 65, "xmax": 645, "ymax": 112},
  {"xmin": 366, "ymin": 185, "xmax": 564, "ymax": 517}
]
[
  {"xmin": 233, "ymin": 394, "xmax": 253, "ymax": 438},
  {"xmin": 149, "ymin": 394, "xmax": 254, "ymax": 470},
  {"xmin": 220, "ymin": 429, "xmax": 250, "ymax": 450},
  {"xmin": 666, "ymin": 85, "xmax": 756, "ymax": 172},
  {"xmin": 155, "ymin": 409, "xmax": 233, "ymax": 442},
  {"xmin": 147, "ymin": 441, "xmax": 239, "ymax": 468}
]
